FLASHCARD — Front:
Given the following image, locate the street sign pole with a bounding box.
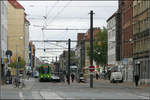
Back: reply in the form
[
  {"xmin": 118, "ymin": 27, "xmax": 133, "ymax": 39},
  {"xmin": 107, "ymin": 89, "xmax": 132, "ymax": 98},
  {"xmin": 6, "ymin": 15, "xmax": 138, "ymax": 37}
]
[{"xmin": 89, "ymin": 10, "xmax": 94, "ymax": 88}]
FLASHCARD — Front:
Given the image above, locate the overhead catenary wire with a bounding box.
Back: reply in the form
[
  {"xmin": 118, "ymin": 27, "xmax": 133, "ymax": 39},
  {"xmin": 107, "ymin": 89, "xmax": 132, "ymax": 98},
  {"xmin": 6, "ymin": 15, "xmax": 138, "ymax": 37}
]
[
  {"xmin": 42, "ymin": 28, "xmax": 88, "ymax": 30},
  {"xmin": 48, "ymin": 1, "xmax": 72, "ymax": 25},
  {"xmin": 28, "ymin": 5, "xmax": 116, "ymax": 8},
  {"xmin": 46, "ymin": 1, "xmax": 60, "ymax": 19},
  {"xmin": 33, "ymin": 41, "xmax": 67, "ymax": 48},
  {"xmin": 28, "ymin": 16, "xmax": 106, "ymax": 20}
]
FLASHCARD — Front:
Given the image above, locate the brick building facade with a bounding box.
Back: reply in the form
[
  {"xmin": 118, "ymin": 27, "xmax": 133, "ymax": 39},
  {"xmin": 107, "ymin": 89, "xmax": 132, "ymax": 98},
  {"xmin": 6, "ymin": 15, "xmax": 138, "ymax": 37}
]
[{"xmin": 119, "ymin": 0, "xmax": 134, "ymax": 81}]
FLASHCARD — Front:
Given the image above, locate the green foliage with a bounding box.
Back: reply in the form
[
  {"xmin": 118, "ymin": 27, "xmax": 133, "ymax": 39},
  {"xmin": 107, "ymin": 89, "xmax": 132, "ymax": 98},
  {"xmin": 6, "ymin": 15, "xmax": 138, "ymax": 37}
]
[
  {"xmin": 9, "ymin": 57, "xmax": 26, "ymax": 68},
  {"xmin": 87, "ymin": 27, "xmax": 108, "ymax": 66}
]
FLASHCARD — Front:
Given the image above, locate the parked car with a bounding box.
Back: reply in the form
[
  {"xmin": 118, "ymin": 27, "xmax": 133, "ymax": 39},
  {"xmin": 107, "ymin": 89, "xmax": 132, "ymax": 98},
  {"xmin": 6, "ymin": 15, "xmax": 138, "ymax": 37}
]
[
  {"xmin": 51, "ymin": 74, "xmax": 60, "ymax": 82},
  {"xmin": 110, "ymin": 72, "xmax": 123, "ymax": 83},
  {"xmin": 34, "ymin": 71, "xmax": 39, "ymax": 78},
  {"xmin": 77, "ymin": 72, "xmax": 86, "ymax": 83}
]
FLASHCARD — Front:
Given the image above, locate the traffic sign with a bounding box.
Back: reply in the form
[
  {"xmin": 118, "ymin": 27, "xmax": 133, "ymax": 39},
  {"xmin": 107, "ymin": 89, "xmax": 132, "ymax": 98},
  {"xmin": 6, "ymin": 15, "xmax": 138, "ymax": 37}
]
[
  {"xmin": 6, "ymin": 50, "xmax": 12, "ymax": 56},
  {"xmin": 89, "ymin": 66, "xmax": 95, "ymax": 72}
]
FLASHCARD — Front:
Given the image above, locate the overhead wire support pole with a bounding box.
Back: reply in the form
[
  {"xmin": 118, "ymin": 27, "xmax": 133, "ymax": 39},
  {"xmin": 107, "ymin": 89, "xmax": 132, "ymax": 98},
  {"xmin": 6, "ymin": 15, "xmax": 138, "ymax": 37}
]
[
  {"xmin": 89, "ymin": 10, "xmax": 95, "ymax": 88},
  {"xmin": 0, "ymin": 4, "xmax": 1, "ymax": 89},
  {"xmin": 68, "ymin": 39, "xmax": 71, "ymax": 85}
]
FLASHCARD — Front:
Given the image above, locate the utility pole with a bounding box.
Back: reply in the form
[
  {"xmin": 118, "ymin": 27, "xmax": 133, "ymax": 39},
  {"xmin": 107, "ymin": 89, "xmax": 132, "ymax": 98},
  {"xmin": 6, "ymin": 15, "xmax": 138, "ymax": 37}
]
[
  {"xmin": 56, "ymin": 56, "xmax": 57, "ymax": 62},
  {"xmin": 0, "ymin": 1, "xmax": 2, "ymax": 90},
  {"xmin": 89, "ymin": 10, "xmax": 94, "ymax": 88},
  {"xmin": 68, "ymin": 39, "xmax": 71, "ymax": 85},
  {"xmin": 80, "ymin": 41, "xmax": 83, "ymax": 73}
]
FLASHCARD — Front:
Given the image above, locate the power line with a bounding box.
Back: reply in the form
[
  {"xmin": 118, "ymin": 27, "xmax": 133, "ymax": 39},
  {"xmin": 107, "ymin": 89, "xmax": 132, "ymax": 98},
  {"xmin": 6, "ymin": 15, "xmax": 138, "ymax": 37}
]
[
  {"xmin": 48, "ymin": 1, "xmax": 72, "ymax": 25},
  {"xmin": 28, "ymin": 5, "xmax": 116, "ymax": 8},
  {"xmin": 42, "ymin": 28, "xmax": 88, "ymax": 30},
  {"xmin": 36, "ymin": 48, "xmax": 69, "ymax": 50},
  {"xmin": 33, "ymin": 42, "xmax": 67, "ymax": 48},
  {"xmin": 28, "ymin": 16, "xmax": 106, "ymax": 20},
  {"xmin": 37, "ymin": 50, "xmax": 64, "ymax": 52},
  {"xmin": 45, "ymin": 42, "xmax": 67, "ymax": 48},
  {"xmin": 46, "ymin": 1, "xmax": 60, "ymax": 18},
  {"xmin": 31, "ymin": 40, "xmax": 77, "ymax": 42}
]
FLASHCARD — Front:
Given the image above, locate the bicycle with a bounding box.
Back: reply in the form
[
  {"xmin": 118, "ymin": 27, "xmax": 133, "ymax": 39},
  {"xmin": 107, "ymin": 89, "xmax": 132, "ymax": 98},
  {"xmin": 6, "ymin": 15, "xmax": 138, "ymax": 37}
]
[
  {"xmin": 19, "ymin": 78, "xmax": 26, "ymax": 89},
  {"xmin": 12, "ymin": 77, "xmax": 20, "ymax": 88},
  {"xmin": 12, "ymin": 77, "xmax": 26, "ymax": 89}
]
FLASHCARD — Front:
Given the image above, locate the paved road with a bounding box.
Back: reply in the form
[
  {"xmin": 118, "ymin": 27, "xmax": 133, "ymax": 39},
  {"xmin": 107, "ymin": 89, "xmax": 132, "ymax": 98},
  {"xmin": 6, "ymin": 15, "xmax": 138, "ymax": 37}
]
[{"xmin": 1, "ymin": 78, "xmax": 150, "ymax": 99}]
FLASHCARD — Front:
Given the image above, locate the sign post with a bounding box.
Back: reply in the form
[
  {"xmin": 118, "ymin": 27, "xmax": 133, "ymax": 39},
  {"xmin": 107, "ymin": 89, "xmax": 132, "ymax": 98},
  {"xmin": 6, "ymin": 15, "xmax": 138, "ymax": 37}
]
[{"xmin": 89, "ymin": 65, "xmax": 95, "ymax": 72}]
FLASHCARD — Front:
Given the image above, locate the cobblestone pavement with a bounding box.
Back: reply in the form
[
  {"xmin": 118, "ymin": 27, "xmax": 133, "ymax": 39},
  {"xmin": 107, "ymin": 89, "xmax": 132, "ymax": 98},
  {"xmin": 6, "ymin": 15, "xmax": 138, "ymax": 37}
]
[
  {"xmin": 92, "ymin": 78, "xmax": 150, "ymax": 92},
  {"xmin": 1, "ymin": 78, "xmax": 150, "ymax": 99}
]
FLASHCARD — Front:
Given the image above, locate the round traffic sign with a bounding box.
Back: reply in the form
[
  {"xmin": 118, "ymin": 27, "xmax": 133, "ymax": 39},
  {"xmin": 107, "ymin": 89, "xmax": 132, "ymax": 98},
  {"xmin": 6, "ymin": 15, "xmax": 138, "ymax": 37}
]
[
  {"xmin": 89, "ymin": 66, "xmax": 95, "ymax": 72},
  {"xmin": 6, "ymin": 50, "xmax": 12, "ymax": 56}
]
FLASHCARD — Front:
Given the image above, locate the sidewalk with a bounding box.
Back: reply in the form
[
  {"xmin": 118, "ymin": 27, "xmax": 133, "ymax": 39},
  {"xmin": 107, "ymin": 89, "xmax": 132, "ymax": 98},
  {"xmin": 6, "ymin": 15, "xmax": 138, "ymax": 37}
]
[
  {"xmin": 93, "ymin": 78, "xmax": 150, "ymax": 92},
  {"xmin": 1, "ymin": 78, "xmax": 35, "ymax": 90},
  {"xmin": 23, "ymin": 78, "xmax": 35, "ymax": 90}
]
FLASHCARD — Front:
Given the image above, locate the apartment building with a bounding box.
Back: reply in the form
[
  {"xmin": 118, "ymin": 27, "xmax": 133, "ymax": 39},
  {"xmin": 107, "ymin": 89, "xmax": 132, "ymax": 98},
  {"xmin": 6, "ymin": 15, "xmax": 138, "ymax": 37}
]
[
  {"xmin": 75, "ymin": 33, "xmax": 85, "ymax": 72},
  {"xmin": 84, "ymin": 28, "xmax": 99, "ymax": 67},
  {"xmin": 0, "ymin": 0, "xmax": 8, "ymax": 82},
  {"xmin": 119, "ymin": 0, "xmax": 134, "ymax": 81},
  {"xmin": 8, "ymin": 0, "xmax": 28, "ymax": 62},
  {"xmin": 133, "ymin": 0, "xmax": 150, "ymax": 84},
  {"xmin": 24, "ymin": 17, "xmax": 30, "ymax": 65},
  {"xmin": 107, "ymin": 12, "xmax": 117, "ymax": 66}
]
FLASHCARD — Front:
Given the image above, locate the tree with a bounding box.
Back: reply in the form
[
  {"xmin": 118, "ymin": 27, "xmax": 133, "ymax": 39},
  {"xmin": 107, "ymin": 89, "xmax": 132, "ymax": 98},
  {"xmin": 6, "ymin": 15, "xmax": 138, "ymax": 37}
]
[
  {"xmin": 87, "ymin": 27, "xmax": 108, "ymax": 66},
  {"xmin": 9, "ymin": 57, "xmax": 26, "ymax": 69}
]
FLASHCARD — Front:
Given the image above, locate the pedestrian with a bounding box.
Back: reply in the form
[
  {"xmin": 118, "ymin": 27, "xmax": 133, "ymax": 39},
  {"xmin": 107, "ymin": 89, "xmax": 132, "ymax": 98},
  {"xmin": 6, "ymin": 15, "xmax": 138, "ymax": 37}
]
[
  {"xmin": 62, "ymin": 74, "xmax": 65, "ymax": 83},
  {"xmin": 96, "ymin": 72, "xmax": 99, "ymax": 80},
  {"xmin": 27, "ymin": 71, "xmax": 30, "ymax": 80},
  {"xmin": 108, "ymin": 71, "xmax": 111, "ymax": 80},
  {"xmin": 135, "ymin": 74, "xmax": 139, "ymax": 87},
  {"xmin": 66, "ymin": 73, "xmax": 69, "ymax": 85},
  {"xmin": 71, "ymin": 73, "xmax": 75, "ymax": 83},
  {"xmin": 6, "ymin": 69, "xmax": 11, "ymax": 84}
]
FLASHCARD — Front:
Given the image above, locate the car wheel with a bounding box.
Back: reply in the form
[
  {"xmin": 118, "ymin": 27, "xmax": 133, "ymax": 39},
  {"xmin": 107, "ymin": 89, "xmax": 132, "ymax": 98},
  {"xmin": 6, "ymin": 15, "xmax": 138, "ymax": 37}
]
[
  {"xmin": 110, "ymin": 80, "xmax": 112, "ymax": 83},
  {"xmin": 112, "ymin": 79, "xmax": 115, "ymax": 83},
  {"xmin": 39, "ymin": 79, "xmax": 42, "ymax": 82},
  {"xmin": 120, "ymin": 79, "xmax": 123, "ymax": 83}
]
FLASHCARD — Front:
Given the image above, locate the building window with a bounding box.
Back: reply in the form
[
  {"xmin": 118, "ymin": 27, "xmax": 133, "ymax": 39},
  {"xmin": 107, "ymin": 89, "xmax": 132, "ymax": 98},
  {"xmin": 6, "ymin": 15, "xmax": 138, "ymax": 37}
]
[
  {"xmin": 1, "ymin": 25, "xmax": 4, "ymax": 40},
  {"xmin": 2, "ymin": 1, "xmax": 4, "ymax": 15}
]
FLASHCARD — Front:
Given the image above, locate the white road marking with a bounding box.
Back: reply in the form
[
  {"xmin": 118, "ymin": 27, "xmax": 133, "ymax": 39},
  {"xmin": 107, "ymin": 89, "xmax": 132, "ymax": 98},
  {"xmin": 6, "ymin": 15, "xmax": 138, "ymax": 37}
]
[
  {"xmin": 19, "ymin": 91, "xmax": 24, "ymax": 100},
  {"xmin": 32, "ymin": 91, "xmax": 43, "ymax": 99},
  {"xmin": 138, "ymin": 93, "xmax": 150, "ymax": 99},
  {"xmin": 40, "ymin": 91, "xmax": 63, "ymax": 99},
  {"xmin": 138, "ymin": 95, "xmax": 149, "ymax": 99}
]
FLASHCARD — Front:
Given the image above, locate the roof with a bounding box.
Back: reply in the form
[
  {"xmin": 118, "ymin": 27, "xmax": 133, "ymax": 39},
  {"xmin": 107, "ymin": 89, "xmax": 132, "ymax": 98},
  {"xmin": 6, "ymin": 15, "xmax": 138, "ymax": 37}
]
[
  {"xmin": 106, "ymin": 10, "xmax": 118, "ymax": 22},
  {"xmin": 8, "ymin": 0, "xmax": 25, "ymax": 10},
  {"xmin": 24, "ymin": 12, "xmax": 27, "ymax": 16},
  {"xmin": 25, "ymin": 18, "xmax": 30, "ymax": 24}
]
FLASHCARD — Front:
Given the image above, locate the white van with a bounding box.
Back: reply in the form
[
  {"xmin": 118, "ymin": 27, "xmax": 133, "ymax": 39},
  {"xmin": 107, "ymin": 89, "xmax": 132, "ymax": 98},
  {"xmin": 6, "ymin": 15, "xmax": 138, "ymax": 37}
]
[{"xmin": 110, "ymin": 72, "xmax": 123, "ymax": 83}]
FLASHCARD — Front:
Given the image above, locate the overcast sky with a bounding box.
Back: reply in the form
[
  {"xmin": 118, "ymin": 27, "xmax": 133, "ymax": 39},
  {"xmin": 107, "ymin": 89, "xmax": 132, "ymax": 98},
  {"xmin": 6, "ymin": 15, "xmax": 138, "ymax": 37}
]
[{"xmin": 19, "ymin": 1, "xmax": 118, "ymax": 63}]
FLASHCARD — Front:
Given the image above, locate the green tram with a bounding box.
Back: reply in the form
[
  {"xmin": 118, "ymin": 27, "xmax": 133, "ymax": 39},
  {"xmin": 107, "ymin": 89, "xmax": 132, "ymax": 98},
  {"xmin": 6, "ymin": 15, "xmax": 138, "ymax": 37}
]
[{"xmin": 38, "ymin": 64, "xmax": 52, "ymax": 82}]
